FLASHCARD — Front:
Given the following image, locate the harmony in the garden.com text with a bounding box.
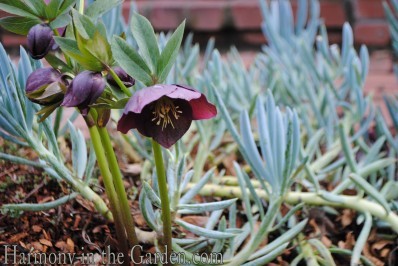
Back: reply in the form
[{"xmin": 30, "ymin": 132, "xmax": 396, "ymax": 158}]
[{"xmin": 1, "ymin": 244, "xmax": 224, "ymax": 265}]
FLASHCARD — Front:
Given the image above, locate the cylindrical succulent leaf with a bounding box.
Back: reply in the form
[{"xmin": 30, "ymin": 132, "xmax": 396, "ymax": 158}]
[
  {"xmin": 27, "ymin": 24, "xmax": 56, "ymax": 60},
  {"xmin": 25, "ymin": 67, "xmax": 66, "ymax": 105}
]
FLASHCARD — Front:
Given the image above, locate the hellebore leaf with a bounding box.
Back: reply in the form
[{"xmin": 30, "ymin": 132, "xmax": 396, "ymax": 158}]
[
  {"xmin": 111, "ymin": 36, "xmax": 153, "ymax": 86},
  {"xmin": 57, "ymin": 0, "xmax": 76, "ymax": 16},
  {"xmin": 54, "ymin": 37, "xmax": 103, "ymax": 71},
  {"xmin": 72, "ymin": 9, "xmax": 96, "ymax": 39},
  {"xmin": 71, "ymin": 10, "xmax": 113, "ymax": 68},
  {"xmin": 156, "ymin": 20, "xmax": 185, "ymax": 83},
  {"xmin": 0, "ymin": 16, "xmax": 41, "ymax": 35},
  {"xmin": 77, "ymin": 30, "xmax": 113, "ymax": 67},
  {"xmin": 49, "ymin": 12, "xmax": 71, "ymax": 29},
  {"xmin": 131, "ymin": 12, "xmax": 160, "ymax": 73},
  {"xmin": 36, "ymin": 102, "xmax": 61, "ymax": 122},
  {"xmin": 45, "ymin": 0, "xmax": 63, "ymax": 19},
  {"xmin": 86, "ymin": 0, "xmax": 122, "ymax": 20},
  {"xmin": 111, "ymin": 98, "xmax": 129, "ymax": 109},
  {"xmin": 24, "ymin": 0, "xmax": 47, "ymax": 18},
  {"xmin": 45, "ymin": 0, "xmax": 76, "ymax": 19},
  {"xmin": 45, "ymin": 53, "xmax": 73, "ymax": 73},
  {"xmin": 0, "ymin": 0, "xmax": 38, "ymax": 19}
]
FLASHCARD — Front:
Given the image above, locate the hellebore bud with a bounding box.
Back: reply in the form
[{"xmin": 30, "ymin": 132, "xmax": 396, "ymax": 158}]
[
  {"xmin": 62, "ymin": 71, "xmax": 106, "ymax": 114},
  {"xmin": 25, "ymin": 67, "xmax": 66, "ymax": 105},
  {"xmin": 27, "ymin": 24, "xmax": 56, "ymax": 60},
  {"xmin": 106, "ymin": 66, "xmax": 135, "ymax": 88}
]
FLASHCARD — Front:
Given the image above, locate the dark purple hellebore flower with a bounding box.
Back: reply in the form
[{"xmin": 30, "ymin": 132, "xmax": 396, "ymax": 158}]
[
  {"xmin": 107, "ymin": 66, "xmax": 135, "ymax": 88},
  {"xmin": 62, "ymin": 71, "xmax": 106, "ymax": 114},
  {"xmin": 25, "ymin": 67, "xmax": 66, "ymax": 105},
  {"xmin": 27, "ymin": 24, "xmax": 56, "ymax": 60},
  {"xmin": 117, "ymin": 84, "xmax": 217, "ymax": 148}
]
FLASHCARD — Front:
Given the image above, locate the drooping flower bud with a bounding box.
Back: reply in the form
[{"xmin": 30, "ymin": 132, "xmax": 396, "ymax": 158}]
[
  {"xmin": 25, "ymin": 67, "xmax": 66, "ymax": 105},
  {"xmin": 62, "ymin": 71, "xmax": 106, "ymax": 114},
  {"xmin": 106, "ymin": 66, "xmax": 135, "ymax": 88},
  {"xmin": 27, "ymin": 23, "xmax": 56, "ymax": 60}
]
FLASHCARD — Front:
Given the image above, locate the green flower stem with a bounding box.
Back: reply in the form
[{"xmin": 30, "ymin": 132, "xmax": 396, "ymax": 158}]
[
  {"xmin": 97, "ymin": 126, "xmax": 140, "ymax": 258},
  {"xmin": 88, "ymin": 125, "xmax": 130, "ymax": 262},
  {"xmin": 152, "ymin": 140, "xmax": 172, "ymax": 264},
  {"xmin": 107, "ymin": 66, "xmax": 132, "ymax": 97},
  {"xmin": 184, "ymin": 183, "xmax": 398, "ymax": 233},
  {"xmin": 78, "ymin": 0, "xmax": 85, "ymax": 14}
]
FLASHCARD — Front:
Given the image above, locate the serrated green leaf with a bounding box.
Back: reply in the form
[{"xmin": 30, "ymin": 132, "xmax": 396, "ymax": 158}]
[
  {"xmin": 72, "ymin": 9, "xmax": 96, "ymax": 39},
  {"xmin": 156, "ymin": 20, "xmax": 185, "ymax": 83},
  {"xmin": 49, "ymin": 13, "xmax": 71, "ymax": 29},
  {"xmin": 54, "ymin": 36, "xmax": 103, "ymax": 71},
  {"xmin": 131, "ymin": 12, "xmax": 160, "ymax": 73},
  {"xmin": 45, "ymin": 0, "xmax": 63, "ymax": 19},
  {"xmin": 22, "ymin": 0, "xmax": 46, "ymax": 17},
  {"xmin": 111, "ymin": 36, "xmax": 153, "ymax": 85},
  {"xmin": 0, "ymin": 2, "xmax": 38, "ymax": 19},
  {"xmin": 85, "ymin": 0, "xmax": 122, "ymax": 20},
  {"xmin": 44, "ymin": 53, "xmax": 73, "ymax": 73},
  {"xmin": 0, "ymin": 16, "xmax": 41, "ymax": 35},
  {"xmin": 79, "ymin": 30, "xmax": 113, "ymax": 67}
]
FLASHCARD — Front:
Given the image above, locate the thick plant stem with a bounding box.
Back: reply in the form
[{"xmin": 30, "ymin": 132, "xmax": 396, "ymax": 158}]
[
  {"xmin": 88, "ymin": 126, "xmax": 130, "ymax": 264},
  {"xmin": 107, "ymin": 66, "xmax": 132, "ymax": 97},
  {"xmin": 78, "ymin": 0, "xmax": 84, "ymax": 14},
  {"xmin": 185, "ymin": 183, "xmax": 398, "ymax": 233},
  {"xmin": 152, "ymin": 140, "xmax": 172, "ymax": 265},
  {"xmin": 97, "ymin": 126, "xmax": 140, "ymax": 259}
]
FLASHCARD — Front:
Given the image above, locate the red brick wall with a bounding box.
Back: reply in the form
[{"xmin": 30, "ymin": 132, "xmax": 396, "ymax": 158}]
[{"xmin": 0, "ymin": 0, "xmax": 395, "ymax": 49}]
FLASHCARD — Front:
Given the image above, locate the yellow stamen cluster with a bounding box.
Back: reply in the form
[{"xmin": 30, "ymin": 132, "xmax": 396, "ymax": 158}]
[{"xmin": 152, "ymin": 97, "xmax": 182, "ymax": 130}]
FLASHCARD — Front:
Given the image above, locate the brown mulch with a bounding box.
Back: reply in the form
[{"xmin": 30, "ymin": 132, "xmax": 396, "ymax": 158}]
[{"xmin": 0, "ymin": 141, "xmax": 397, "ymax": 265}]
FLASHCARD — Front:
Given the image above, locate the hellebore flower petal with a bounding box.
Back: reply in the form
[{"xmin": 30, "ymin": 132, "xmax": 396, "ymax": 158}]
[
  {"xmin": 167, "ymin": 84, "xmax": 201, "ymax": 101},
  {"xmin": 122, "ymin": 84, "xmax": 176, "ymax": 114},
  {"xmin": 190, "ymin": 94, "xmax": 218, "ymax": 120},
  {"xmin": 26, "ymin": 67, "xmax": 62, "ymax": 93},
  {"xmin": 62, "ymin": 71, "xmax": 105, "ymax": 111},
  {"xmin": 25, "ymin": 67, "xmax": 65, "ymax": 105},
  {"xmin": 117, "ymin": 84, "xmax": 217, "ymax": 148},
  {"xmin": 27, "ymin": 24, "xmax": 55, "ymax": 60},
  {"xmin": 107, "ymin": 66, "xmax": 135, "ymax": 88}
]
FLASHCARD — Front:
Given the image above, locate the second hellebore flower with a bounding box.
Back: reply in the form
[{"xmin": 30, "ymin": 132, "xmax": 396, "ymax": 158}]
[
  {"xmin": 27, "ymin": 24, "xmax": 56, "ymax": 60},
  {"xmin": 106, "ymin": 66, "xmax": 135, "ymax": 88},
  {"xmin": 25, "ymin": 67, "xmax": 66, "ymax": 105},
  {"xmin": 62, "ymin": 71, "xmax": 106, "ymax": 114},
  {"xmin": 117, "ymin": 84, "xmax": 217, "ymax": 148}
]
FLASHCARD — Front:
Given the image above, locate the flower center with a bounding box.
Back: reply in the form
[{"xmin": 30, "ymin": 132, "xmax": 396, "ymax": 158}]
[{"xmin": 152, "ymin": 97, "xmax": 183, "ymax": 130}]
